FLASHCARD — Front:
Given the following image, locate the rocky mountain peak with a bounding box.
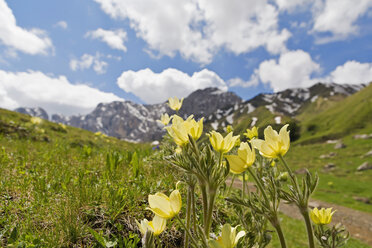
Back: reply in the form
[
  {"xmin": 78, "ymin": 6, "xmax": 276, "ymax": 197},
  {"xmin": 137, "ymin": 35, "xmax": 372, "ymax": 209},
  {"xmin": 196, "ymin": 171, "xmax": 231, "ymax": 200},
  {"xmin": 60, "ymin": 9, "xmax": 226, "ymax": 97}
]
[
  {"xmin": 15, "ymin": 107, "xmax": 49, "ymax": 120},
  {"xmin": 180, "ymin": 87, "xmax": 242, "ymax": 119}
]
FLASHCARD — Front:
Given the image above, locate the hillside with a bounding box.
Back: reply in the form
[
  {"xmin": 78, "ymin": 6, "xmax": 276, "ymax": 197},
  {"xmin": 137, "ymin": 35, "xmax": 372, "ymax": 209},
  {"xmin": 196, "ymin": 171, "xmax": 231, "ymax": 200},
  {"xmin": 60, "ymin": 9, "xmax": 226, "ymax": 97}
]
[
  {"xmin": 1, "ymin": 106, "xmax": 371, "ymax": 247},
  {"xmin": 298, "ymin": 83, "xmax": 372, "ymax": 144}
]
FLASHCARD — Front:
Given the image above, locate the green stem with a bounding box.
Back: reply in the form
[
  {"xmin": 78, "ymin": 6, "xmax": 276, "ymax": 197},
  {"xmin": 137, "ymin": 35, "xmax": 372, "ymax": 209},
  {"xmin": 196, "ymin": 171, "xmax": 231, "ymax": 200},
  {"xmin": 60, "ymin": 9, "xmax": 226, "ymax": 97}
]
[
  {"xmin": 279, "ymin": 156, "xmax": 315, "ymax": 248},
  {"xmin": 205, "ymin": 190, "xmax": 217, "ymax": 237},
  {"xmin": 272, "ymin": 217, "xmax": 288, "ymax": 248},
  {"xmin": 279, "ymin": 155, "xmax": 301, "ymax": 194},
  {"xmin": 184, "ymin": 186, "xmax": 192, "ymax": 248},
  {"xmin": 190, "ymin": 185, "xmax": 197, "ymax": 234},
  {"xmin": 175, "ymin": 215, "xmax": 198, "ymax": 247},
  {"xmin": 247, "ymin": 167, "xmax": 270, "ymax": 205},
  {"xmin": 242, "ymin": 172, "xmax": 246, "ymax": 199},
  {"xmin": 200, "ymin": 182, "xmax": 209, "ymax": 234},
  {"xmin": 302, "ymin": 207, "xmax": 316, "ymax": 248},
  {"xmin": 226, "ymin": 174, "xmax": 236, "ymax": 196}
]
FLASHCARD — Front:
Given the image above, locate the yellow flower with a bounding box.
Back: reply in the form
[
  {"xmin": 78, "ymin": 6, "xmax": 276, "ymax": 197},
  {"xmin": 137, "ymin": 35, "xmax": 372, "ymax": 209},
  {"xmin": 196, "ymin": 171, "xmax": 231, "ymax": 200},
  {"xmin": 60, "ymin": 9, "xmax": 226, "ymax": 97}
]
[
  {"xmin": 225, "ymin": 142, "xmax": 255, "ymax": 174},
  {"xmin": 157, "ymin": 113, "xmax": 172, "ymax": 126},
  {"xmin": 226, "ymin": 125, "xmax": 234, "ymax": 133},
  {"xmin": 244, "ymin": 126, "xmax": 258, "ymax": 140},
  {"xmin": 165, "ymin": 116, "xmax": 203, "ymax": 146},
  {"xmin": 136, "ymin": 215, "xmax": 166, "ymax": 236},
  {"xmin": 310, "ymin": 207, "xmax": 336, "ymax": 225},
  {"xmin": 58, "ymin": 123, "xmax": 67, "ymax": 130},
  {"xmin": 209, "ymin": 131, "xmax": 239, "ymax": 154},
  {"xmin": 167, "ymin": 97, "xmax": 183, "ymax": 111},
  {"xmin": 30, "ymin": 117, "xmax": 42, "ymax": 125},
  {"xmin": 250, "ymin": 124, "xmax": 290, "ymax": 158},
  {"xmin": 148, "ymin": 190, "xmax": 182, "ymax": 219},
  {"xmin": 209, "ymin": 224, "xmax": 246, "ymax": 248},
  {"xmin": 188, "ymin": 117, "xmax": 204, "ymax": 140}
]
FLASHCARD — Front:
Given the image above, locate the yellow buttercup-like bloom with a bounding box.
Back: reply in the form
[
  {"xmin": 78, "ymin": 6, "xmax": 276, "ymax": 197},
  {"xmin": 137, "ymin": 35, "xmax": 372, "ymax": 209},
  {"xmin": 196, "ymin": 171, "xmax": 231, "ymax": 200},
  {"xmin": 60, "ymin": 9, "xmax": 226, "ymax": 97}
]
[
  {"xmin": 148, "ymin": 190, "xmax": 182, "ymax": 219},
  {"xmin": 209, "ymin": 224, "xmax": 246, "ymax": 248},
  {"xmin": 157, "ymin": 113, "xmax": 172, "ymax": 126},
  {"xmin": 225, "ymin": 142, "xmax": 255, "ymax": 174},
  {"xmin": 209, "ymin": 131, "xmax": 239, "ymax": 154},
  {"xmin": 30, "ymin": 117, "xmax": 43, "ymax": 125},
  {"xmin": 167, "ymin": 97, "xmax": 184, "ymax": 111},
  {"xmin": 136, "ymin": 215, "xmax": 167, "ymax": 236},
  {"xmin": 310, "ymin": 207, "xmax": 336, "ymax": 225},
  {"xmin": 188, "ymin": 117, "xmax": 204, "ymax": 140},
  {"xmin": 250, "ymin": 124, "xmax": 290, "ymax": 158},
  {"xmin": 166, "ymin": 116, "xmax": 203, "ymax": 146},
  {"xmin": 244, "ymin": 126, "xmax": 258, "ymax": 140}
]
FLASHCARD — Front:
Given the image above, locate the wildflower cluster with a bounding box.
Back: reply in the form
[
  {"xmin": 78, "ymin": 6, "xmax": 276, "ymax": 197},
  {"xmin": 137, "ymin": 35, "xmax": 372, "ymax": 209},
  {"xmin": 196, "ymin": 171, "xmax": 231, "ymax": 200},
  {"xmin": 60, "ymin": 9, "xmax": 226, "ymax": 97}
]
[{"xmin": 136, "ymin": 97, "xmax": 349, "ymax": 248}]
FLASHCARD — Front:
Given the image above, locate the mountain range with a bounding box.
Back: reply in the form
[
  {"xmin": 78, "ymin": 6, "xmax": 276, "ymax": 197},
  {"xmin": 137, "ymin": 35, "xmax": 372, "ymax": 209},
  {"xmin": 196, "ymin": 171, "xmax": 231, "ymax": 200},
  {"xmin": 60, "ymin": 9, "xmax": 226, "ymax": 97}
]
[{"xmin": 15, "ymin": 82, "xmax": 369, "ymax": 143}]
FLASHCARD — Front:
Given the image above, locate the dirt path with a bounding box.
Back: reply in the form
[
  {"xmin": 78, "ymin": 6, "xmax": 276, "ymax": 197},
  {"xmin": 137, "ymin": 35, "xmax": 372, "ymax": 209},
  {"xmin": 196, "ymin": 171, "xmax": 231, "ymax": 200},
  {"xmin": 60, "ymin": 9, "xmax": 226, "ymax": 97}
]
[{"xmin": 227, "ymin": 178, "xmax": 372, "ymax": 246}]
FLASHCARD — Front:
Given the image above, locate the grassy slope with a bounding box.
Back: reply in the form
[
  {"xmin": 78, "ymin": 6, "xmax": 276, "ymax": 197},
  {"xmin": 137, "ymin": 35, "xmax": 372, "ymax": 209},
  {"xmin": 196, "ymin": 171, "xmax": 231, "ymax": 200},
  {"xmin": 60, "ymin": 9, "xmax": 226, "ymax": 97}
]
[
  {"xmin": 297, "ymin": 83, "xmax": 372, "ymax": 144},
  {"xmin": 285, "ymin": 126, "xmax": 372, "ymax": 213},
  {"xmin": 268, "ymin": 214, "xmax": 370, "ymax": 248},
  {"xmin": 1, "ymin": 103, "xmax": 371, "ymax": 247},
  {"xmin": 0, "ymin": 108, "xmax": 178, "ymax": 247}
]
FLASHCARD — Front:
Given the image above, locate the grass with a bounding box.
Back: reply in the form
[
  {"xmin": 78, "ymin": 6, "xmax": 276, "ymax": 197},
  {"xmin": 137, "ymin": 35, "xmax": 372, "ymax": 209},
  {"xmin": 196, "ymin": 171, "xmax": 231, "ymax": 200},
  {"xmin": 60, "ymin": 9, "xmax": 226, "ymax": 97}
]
[
  {"xmin": 0, "ymin": 108, "xmax": 179, "ymax": 246},
  {"xmin": 298, "ymin": 83, "xmax": 372, "ymax": 144},
  {"xmin": 1, "ymin": 106, "xmax": 371, "ymax": 247},
  {"xmin": 268, "ymin": 214, "xmax": 370, "ymax": 248},
  {"xmin": 284, "ymin": 125, "xmax": 372, "ymax": 213}
]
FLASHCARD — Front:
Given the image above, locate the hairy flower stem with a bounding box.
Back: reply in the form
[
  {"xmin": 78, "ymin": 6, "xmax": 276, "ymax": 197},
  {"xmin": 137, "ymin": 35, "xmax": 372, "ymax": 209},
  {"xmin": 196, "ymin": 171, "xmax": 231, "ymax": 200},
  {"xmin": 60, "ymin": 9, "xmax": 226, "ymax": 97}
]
[
  {"xmin": 302, "ymin": 207, "xmax": 316, "ymax": 248},
  {"xmin": 175, "ymin": 215, "xmax": 198, "ymax": 247},
  {"xmin": 184, "ymin": 187, "xmax": 192, "ymax": 248},
  {"xmin": 247, "ymin": 168, "xmax": 270, "ymax": 205},
  {"xmin": 190, "ymin": 185, "xmax": 197, "ymax": 234},
  {"xmin": 205, "ymin": 190, "xmax": 217, "ymax": 237},
  {"xmin": 279, "ymin": 155, "xmax": 315, "ymax": 248},
  {"xmin": 226, "ymin": 174, "xmax": 236, "ymax": 196},
  {"xmin": 242, "ymin": 172, "xmax": 246, "ymax": 199},
  {"xmin": 279, "ymin": 155, "xmax": 301, "ymax": 195},
  {"xmin": 272, "ymin": 218, "xmax": 287, "ymax": 248},
  {"xmin": 199, "ymin": 182, "xmax": 209, "ymax": 234},
  {"xmin": 248, "ymin": 168, "xmax": 287, "ymax": 248}
]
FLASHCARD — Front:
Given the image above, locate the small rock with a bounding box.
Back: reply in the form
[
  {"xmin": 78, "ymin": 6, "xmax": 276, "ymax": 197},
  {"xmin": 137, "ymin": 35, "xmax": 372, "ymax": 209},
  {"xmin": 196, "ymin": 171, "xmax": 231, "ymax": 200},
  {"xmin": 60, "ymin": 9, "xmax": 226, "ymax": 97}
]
[
  {"xmin": 357, "ymin": 162, "xmax": 372, "ymax": 171},
  {"xmin": 364, "ymin": 150, "xmax": 372, "ymax": 158},
  {"xmin": 326, "ymin": 139, "xmax": 339, "ymax": 144},
  {"xmin": 323, "ymin": 163, "xmax": 336, "ymax": 172},
  {"xmin": 309, "ymin": 201, "xmax": 322, "ymax": 208},
  {"xmin": 353, "ymin": 196, "xmax": 371, "ymax": 204},
  {"xmin": 295, "ymin": 168, "xmax": 308, "ymax": 174},
  {"xmin": 334, "ymin": 142, "xmax": 346, "ymax": 149},
  {"xmin": 353, "ymin": 134, "xmax": 372, "ymax": 139},
  {"xmin": 320, "ymin": 152, "xmax": 337, "ymax": 159}
]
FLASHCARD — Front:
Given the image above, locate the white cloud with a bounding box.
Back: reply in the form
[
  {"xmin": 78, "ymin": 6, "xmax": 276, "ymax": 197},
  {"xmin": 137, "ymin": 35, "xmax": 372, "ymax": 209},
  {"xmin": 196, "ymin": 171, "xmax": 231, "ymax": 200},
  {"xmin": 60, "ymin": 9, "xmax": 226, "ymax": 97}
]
[
  {"xmin": 93, "ymin": 0, "xmax": 291, "ymax": 64},
  {"xmin": 0, "ymin": 70, "xmax": 123, "ymax": 115},
  {"xmin": 85, "ymin": 28, "xmax": 127, "ymax": 52},
  {"xmin": 228, "ymin": 74, "xmax": 259, "ymax": 88},
  {"xmin": 117, "ymin": 68, "xmax": 228, "ymax": 104},
  {"xmin": 55, "ymin": 21, "xmax": 68, "ymax": 29},
  {"xmin": 70, "ymin": 53, "xmax": 108, "ymax": 74},
  {"xmin": 0, "ymin": 0, "xmax": 53, "ymax": 55},
  {"xmin": 274, "ymin": 0, "xmax": 310, "ymax": 12},
  {"xmin": 320, "ymin": 61, "xmax": 372, "ymax": 84},
  {"xmin": 312, "ymin": 0, "xmax": 372, "ymax": 42},
  {"xmin": 247, "ymin": 50, "xmax": 321, "ymax": 91},
  {"xmin": 245, "ymin": 52, "xmax": 371, "ymax": 92}
]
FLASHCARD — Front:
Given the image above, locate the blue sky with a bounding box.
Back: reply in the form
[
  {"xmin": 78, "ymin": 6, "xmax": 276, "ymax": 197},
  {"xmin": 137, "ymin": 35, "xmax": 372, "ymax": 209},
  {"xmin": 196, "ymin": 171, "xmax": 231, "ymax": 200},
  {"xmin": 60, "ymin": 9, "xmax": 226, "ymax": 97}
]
[{"xmin": 0, "ymin": 0, "xmax": 371, "ymax": 116}]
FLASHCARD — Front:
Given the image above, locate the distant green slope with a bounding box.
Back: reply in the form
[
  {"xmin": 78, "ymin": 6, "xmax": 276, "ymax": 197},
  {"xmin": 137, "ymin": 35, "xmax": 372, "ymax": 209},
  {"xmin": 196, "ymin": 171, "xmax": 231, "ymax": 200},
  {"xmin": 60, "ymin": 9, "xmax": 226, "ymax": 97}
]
[
  {"xmin": 298, "ymin": 83, "xmax": 372, "ymax": 144},
  {"xmin": 0, "ymin": 107, "xmax": 143, "ymax": 150}
]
